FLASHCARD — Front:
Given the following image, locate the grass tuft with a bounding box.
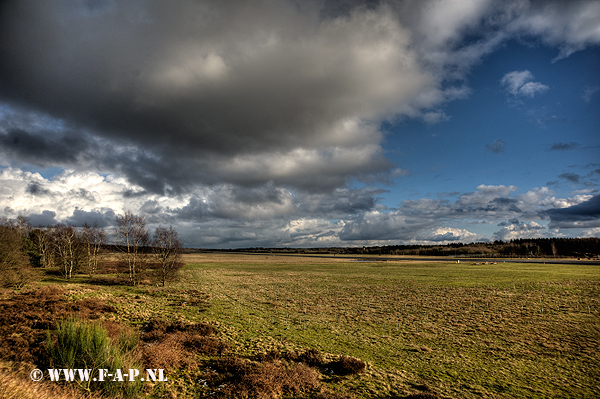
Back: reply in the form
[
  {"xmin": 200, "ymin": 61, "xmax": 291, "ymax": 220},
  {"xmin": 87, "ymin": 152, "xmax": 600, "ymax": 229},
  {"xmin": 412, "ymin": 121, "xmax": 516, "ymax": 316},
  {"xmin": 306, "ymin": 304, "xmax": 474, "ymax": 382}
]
[{"xmin": 46, "ymin": 317, "xmax": 142, "ymax": 398}]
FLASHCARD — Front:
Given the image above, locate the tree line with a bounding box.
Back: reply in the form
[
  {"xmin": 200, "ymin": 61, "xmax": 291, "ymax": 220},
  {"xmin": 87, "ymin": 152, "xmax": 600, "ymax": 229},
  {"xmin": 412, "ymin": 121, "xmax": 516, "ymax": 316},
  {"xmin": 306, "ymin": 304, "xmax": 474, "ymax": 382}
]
[
  {"xmin": 0, "ymin": 212, "xmax": 182, "ymax": 288},
  {"xmin": 221, "ymin": 238, "xmax": 600, "ymax": 259},
  {"xmin": 341, "ymin": 238, "xmax": 600, "ymax": 258}
]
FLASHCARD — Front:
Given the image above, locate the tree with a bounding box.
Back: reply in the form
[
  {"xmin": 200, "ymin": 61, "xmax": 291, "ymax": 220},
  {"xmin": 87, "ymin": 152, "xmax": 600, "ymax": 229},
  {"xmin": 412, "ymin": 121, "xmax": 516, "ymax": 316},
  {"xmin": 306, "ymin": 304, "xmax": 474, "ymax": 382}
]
[
  {"xmin": 0, "ymin": 218, "xmax": 36, "ymax": 288},
  {"xmin": 115, "ymin": 211, "xmax": 149, "ymax": 285},
  {"xmin": 52, "ymin": 224, "xmax": 84, "ymax": 279},
  {"xmin": 152, "ymin": 226, "xmax": 183, "ymax": 286},
  {"xmin": 82, "ymin": 222, "xmax": 106, "ymax": 277},
  {"xmin": 31, "ymin": 227, "xmax": 54, "ymax": 268}
]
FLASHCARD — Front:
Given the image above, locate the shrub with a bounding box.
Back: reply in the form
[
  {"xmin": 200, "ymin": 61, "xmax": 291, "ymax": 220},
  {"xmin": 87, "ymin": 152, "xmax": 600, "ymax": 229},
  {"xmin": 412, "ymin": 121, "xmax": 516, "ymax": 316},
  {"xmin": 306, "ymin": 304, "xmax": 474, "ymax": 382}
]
[
  {"xmin": 184, "ymin": 334, "xmax": 229, "ymax": 355},
  {"xmin": 47, "ymin": 317, "xmax": 142, "ymax": 398},
  {"xmin": 298, "ymin": 348, "xmax": 324, "ymax": 367},
  {"xmin": 0, "ymin": 224, "xmax": 38, "ymax": 288},
  {"xmin": 212, "ymin": 356, "xmax": 319, "ymax": 398},
  {"xmin": 276, "ymin": 348, "xmax": 325, "ymax": 367},
  {"xmin": 329, "ymin": 355, "xmax": 366, "ymax": 375}
]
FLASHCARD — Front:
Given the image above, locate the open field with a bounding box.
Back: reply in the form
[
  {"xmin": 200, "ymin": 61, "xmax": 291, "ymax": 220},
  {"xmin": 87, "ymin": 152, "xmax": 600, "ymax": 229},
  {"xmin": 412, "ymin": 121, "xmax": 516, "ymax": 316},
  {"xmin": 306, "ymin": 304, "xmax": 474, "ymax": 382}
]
[
  {"xmin": 177, "ymin": 254, "xmax": 600, "ymax": 398},
  {"xmin": 1, "ymin": 253, "xmax": 599, "ymax": 398}
]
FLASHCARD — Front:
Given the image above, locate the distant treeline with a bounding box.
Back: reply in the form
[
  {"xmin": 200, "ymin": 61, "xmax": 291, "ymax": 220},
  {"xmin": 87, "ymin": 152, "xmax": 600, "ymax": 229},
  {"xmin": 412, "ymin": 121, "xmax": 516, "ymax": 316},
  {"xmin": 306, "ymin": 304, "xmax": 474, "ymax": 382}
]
[{"xmin": 214, "ymin": 238, "xmax": 600, "ymax": 258}]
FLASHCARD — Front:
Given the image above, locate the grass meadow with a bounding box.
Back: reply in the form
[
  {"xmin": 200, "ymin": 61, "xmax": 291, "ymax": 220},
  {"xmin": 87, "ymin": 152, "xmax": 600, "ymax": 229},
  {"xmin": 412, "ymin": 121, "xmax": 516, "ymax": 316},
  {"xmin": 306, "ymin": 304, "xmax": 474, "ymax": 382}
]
[
  {"xmin": 160, "ymin": 254, "xmax": 599, "ymax": 398},
  {"xmin": 2, "ymin": 253, "xmax": 599, "ymax": 398}
]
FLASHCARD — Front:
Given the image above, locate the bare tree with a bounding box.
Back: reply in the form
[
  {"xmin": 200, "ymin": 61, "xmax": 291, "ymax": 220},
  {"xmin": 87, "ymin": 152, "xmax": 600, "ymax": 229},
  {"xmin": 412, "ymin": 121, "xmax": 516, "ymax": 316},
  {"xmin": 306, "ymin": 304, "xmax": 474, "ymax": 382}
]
[
  {"xmin": 31, "ymin": 228, "xmax": 54, "ymax": 268},
  {"xmin": 52, "ymin": 224, "xmax": 84, "ymax": 279},
  {"xmin": 15, "ymin": 215, "xmax": 31, "ymax": 238},
  {"xmin": 152, "ymin": 226, "xmax": 183, "ymax": 286},
  {"xmin": 115, "ymin": 211, "xmax": 149, "ymax": 285},
  {"xmin": 82, "ymin": 222, "xmax": 106, "ymax": 277}
]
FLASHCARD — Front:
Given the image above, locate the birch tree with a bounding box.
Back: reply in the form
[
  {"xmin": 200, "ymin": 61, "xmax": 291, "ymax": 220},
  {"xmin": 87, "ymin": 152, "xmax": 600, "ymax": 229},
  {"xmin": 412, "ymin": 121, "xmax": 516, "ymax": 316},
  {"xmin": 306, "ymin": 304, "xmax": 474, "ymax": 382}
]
[
  {"xmin": 52, "ymin": 224, "xmax": 83, "ymax": 279},
  {"xmin": 152, "ymin": 226, "xmax": 183, "ymax": 286},
  {"xmin": 115, "ymin": 211, "xmax": 149, "ymax": 285},
  {"xmin": 82, "ymin": 222, "xmax": 106, "ymax": 277}
]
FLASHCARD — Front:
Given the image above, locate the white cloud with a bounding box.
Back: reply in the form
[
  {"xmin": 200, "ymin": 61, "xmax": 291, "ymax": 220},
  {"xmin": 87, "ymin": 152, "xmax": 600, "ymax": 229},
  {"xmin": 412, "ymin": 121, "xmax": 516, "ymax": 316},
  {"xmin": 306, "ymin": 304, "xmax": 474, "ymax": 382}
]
[
  {"xmin": 506, "ymin": 0, "xmax": 600, "ymax": 61},
  {"xmin": 493, "ymin": 220, "xmax": 547, "ymax": 241},
  {"xmin": 417, "ymin": 227, "xmax": 484, "ymax": 243},
  {"xmin": 583, "ymin": 85, "xmax": 600, "ymax": 102},
  {"xmin": 500, "ymin": 70, "xmax": 549, "ymax": 98},
  {"xmin": 581, "ymin": 227, "xmax": 600, "ymax": 238}
]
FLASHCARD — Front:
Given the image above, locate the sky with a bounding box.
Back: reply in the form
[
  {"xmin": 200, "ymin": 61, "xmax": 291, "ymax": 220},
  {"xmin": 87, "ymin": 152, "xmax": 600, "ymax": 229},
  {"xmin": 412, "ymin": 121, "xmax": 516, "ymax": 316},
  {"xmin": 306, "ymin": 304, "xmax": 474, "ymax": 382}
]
[{"xmin": 0, "ymin": 0, "xmax": 599, "ymax": 248}]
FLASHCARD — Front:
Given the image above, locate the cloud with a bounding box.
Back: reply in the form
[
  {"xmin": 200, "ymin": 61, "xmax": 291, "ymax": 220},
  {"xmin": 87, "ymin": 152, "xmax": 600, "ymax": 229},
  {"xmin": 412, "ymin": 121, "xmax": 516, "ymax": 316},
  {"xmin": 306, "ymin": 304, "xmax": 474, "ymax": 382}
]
[
  {"xmin": 1, "ymin": 167, "xmax": 596, "ymax": 246},
  {"xmin": 505, "ymin": 0, "xmax": 600, "ymax": 61},
  {"xmin": 545, "ymin": 195, "xmax": 600, "ymax": 229},
  {"xmin": 549, "ymin": 142, "xmax": 579, "ymax": 151},
  {"xmin": 493, "ymin": 219, "xmax": 546, "ymax": 241},
  {"xmin": 500, "ymin": 70, "xmax": 549, "ymax": 98},
  {"xmin": 0, "ymin": 1, "xmax": 435, "ymax": 194},
  {"xmin": 2, "ymin": 1, "xmax": 597, "ymax": 197},
  {"xmin": 486, "ymin": 139, "xmax": 506, "ymax": 153},
  {"xmin": 1, "ymin": 1, "xmax": 599, "ymax": 247},
  {"xmin": 583, "ymin": 85, "xmax": 600, "ymax": 102},
  {"xmin": 417, "ymin": 227, "xmax": 484, "ymax": 243},
  {"xmin": 558, "ymin": 173, "xmax": 581, "ymax": 184},
  {"xmin": 27, "ymin": 210, "xmax": 57, "ymax": 227}
]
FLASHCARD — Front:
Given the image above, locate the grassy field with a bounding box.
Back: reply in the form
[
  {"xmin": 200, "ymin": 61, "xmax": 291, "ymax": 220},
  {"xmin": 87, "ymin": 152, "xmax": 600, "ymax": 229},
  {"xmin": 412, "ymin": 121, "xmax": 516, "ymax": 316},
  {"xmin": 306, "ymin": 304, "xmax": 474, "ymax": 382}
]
[
  {"xmin": 2, "ymin": 253, "xmax": 599, "ymax": 398},
  {"xmin": 177, "ymin": 254, "xmax": 600, "ymax": 398}
]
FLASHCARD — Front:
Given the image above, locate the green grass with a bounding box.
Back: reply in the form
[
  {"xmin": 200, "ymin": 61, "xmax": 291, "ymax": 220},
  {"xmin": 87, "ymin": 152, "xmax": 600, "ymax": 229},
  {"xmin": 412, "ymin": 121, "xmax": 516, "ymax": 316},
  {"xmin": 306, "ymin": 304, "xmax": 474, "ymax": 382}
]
[
  {"xmin": 47, "ymin": 317, "xmax": 142, "ymax": 398},
  {"xmin": 36, "ymin": 255, "xmax": 599, "ymax": 398},
  {"xmin": 173, "ymin": 255, "xmax": 600, "ymax": 398}
]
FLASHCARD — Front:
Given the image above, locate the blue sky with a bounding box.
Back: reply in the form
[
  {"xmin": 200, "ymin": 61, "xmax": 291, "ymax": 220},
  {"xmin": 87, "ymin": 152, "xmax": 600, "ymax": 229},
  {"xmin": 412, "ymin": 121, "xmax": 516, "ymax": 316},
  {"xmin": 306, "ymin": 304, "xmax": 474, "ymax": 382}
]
[
  {"xmin": 384, "ymin": 40, "xmax": 599, "ymax": 199},
  {"xmin": 0, "ymin": 1, "xmax": 599, "ymax": 247}
]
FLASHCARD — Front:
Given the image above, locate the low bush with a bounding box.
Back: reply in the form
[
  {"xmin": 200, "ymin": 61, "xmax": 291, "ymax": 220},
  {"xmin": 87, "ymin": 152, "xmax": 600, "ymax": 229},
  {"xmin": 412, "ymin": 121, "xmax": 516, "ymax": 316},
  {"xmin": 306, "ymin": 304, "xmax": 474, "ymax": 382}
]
[
  {"xmin": 211, "ymin": 356, "xmax": 319, "ymax": 398},
  {"xmin": 329, "ymin": 355, "xmax": 366, "ymax": 375}
]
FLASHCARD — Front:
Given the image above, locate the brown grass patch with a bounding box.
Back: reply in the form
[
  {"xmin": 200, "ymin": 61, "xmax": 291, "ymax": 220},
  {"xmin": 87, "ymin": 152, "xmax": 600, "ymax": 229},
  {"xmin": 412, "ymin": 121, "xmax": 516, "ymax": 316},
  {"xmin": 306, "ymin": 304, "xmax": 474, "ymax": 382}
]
[
  {"xmin": 210, "ymin": 356, "xmax": 320, "ymax": 398},
  {"xmin": 328, "ymin": 356, "xmax": 366, "ymax": 376},
  {"xmin": 140, "ymin": 318, "xmax": 227, "ymax": 371},
  {"xmin": 0, "ymin": 361, "xmax": 104, "ymax": 399},
  {"xmin": 0, "ymin": 286, "xmax": 117, "ymax": 364}
]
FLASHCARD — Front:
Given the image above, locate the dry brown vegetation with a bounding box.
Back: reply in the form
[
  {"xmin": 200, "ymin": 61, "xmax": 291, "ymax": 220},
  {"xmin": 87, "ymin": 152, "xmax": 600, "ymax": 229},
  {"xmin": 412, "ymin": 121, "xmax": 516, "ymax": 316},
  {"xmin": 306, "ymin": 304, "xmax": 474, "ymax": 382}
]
[
  {"xmin": 0, "ymin": 285, "xmax": 117, "ymax": 364},
  {"xmin": 0, "ymin": 274, "xmax": 365, "ymax": 398},
  {"xmin": 0, "ymin": 361, "xmax": 105, "ymax": 399},
  {"xmin": 139, "ymin": 317, "xmax": 227, "ymax": 371}
]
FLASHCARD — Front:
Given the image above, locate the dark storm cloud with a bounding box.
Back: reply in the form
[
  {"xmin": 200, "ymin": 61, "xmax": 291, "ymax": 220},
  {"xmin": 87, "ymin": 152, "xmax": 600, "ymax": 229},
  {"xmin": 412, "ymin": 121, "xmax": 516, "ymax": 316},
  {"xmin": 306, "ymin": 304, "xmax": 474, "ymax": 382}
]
[
  {"xmin": 339, "ymin": 211, "xmax": 436, "ymax": 241},
  {"xmin": 66, "ymin": 208, "xmax": 115, "ymax": 228},
  {"xmin": 28, "ymin": 210, "xmax": 57, "ymax": 227},
  {"xmin": 0, "ymin": 128, "xmax": 91, "ymax": 167},
  {"xmin": 1, "ymin": 1, "xmax": 599, "ymax": 248},
  {"xmin": 545, "ymin": 195, "xmax": 600, "ymax": 229},
  {"xmin": 0, "ymin": 0, "xmax": 432, "ymax": 194},
  {"xmin": 172, "ymin": 185, "xmax": 382, "ymax": 223},
  {"xmin": 26, "ymin": 181, "xmax": 52, "ymax": 196}
]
